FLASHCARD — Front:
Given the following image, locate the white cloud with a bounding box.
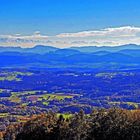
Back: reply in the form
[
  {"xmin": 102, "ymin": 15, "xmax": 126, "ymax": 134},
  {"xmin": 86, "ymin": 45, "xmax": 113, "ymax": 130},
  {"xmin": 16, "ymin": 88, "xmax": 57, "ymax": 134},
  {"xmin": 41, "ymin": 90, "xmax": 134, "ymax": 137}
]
[
  {"xmin": 1, "ymin": 26, "xmax": 140, "ymax": 48},
  {"xmin": 0, "ymin": 32, "xmax": 49, "ymax": 47},
  {"xmin": 56, "ymin": 26, "xmax": 140, "ymax": 38},
  {"xmin": 34, "ymin": 31, "xmax": 41, "ymax": 36}
]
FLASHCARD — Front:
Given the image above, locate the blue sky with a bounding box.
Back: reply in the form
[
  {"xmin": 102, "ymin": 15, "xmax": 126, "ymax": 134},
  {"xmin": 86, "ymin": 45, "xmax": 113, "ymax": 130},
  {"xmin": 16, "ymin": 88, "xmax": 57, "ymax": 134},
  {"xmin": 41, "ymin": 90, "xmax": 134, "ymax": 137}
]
[
  {"xmin": 1, "ymin": 0, "xmax": 140, "ymax": 47},
  {"xmin": 0, "ymin": 0, "xmax": 140, "ymax": 35}
]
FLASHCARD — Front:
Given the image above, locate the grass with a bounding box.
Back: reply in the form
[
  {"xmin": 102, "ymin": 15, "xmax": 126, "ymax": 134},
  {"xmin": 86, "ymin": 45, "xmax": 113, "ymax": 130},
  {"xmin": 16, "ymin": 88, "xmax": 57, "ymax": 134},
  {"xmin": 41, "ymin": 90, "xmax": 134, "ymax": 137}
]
[
  {"xmin": 11, "ymin": 91, "xmax": 40, "ymax": 96},
  {"xmin": 42, "ymin": 102, "xmax": 49, "ymax": 106},
  {"xmin": 0, "ymin": 71, "xmax": 33, "ymax": 81},
  {"xmin": 0, "ymin": 74, "xmax": 21, "ymax": 81},
  {"xmin": 57, "ymin": 113, "xmax": 73, "ymax": 119},
  {"xmin": 0, "ymin": 113, "xmax": 9, "ymax": 118},
  {"xmin": 9, "ymin": 95, "xmax": 21, "ymax": 103},
  {"xmin": 42, "ymin": 94, "xmax": 74, "ymax": 101}
]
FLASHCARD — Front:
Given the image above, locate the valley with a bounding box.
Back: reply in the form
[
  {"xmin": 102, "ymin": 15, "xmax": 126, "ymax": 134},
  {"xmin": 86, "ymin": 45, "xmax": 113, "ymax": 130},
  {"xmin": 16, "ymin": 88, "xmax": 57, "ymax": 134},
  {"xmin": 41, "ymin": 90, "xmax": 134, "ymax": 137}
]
[{"xmin": 0, "ymin": 68, "xmax": 140, "ymax": 132}]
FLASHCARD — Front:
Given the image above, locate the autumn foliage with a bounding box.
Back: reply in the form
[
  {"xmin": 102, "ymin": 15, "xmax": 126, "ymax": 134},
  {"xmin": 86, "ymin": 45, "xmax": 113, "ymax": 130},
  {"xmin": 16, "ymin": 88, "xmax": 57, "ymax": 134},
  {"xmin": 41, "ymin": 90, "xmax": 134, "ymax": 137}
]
[{"xmin": 3, "ymin": 108, "xmax": 140, "ymax": 140}]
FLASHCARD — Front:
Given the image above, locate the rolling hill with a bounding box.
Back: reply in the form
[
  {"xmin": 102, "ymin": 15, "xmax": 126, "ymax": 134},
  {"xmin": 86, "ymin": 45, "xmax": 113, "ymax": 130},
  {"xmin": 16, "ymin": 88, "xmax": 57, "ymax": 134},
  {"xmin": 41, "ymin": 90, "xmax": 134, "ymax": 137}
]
[{"xmin": 0, "ymin": 44, "xmax": 140, "ymax": 70}]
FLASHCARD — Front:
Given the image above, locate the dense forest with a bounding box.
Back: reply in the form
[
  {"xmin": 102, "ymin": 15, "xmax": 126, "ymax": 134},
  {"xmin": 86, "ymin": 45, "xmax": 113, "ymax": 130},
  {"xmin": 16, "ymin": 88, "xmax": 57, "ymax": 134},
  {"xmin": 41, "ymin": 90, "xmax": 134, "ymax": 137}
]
[{"xmin": 1, "ymin": 108, "xmax": 140, "ymax": 140}]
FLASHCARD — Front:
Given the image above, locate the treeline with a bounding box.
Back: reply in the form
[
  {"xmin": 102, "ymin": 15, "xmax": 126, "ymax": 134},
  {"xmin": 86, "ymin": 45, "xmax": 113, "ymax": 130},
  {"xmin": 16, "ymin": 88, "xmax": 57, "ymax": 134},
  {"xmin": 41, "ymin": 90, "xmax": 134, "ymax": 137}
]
[{"xmin": 2, "ymin": 108, "xmax": 140, "ymax": 140}]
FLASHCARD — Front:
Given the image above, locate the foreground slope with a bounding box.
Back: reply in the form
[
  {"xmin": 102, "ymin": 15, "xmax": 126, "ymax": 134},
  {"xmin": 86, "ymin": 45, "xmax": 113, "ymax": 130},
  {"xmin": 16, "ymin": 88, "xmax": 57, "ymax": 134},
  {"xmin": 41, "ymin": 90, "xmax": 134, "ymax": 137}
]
[{"xmin": 3, "ymin": 108, "xmax": 140, "ymax": 140}]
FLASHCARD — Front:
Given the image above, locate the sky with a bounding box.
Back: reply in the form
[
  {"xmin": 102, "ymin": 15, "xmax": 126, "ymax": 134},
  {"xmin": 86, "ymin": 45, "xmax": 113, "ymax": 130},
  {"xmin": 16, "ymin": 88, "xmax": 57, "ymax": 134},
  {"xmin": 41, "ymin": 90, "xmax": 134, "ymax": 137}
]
[{"xmin": 0, "ymin": 0, "xmax": 140, "ymax": 48}]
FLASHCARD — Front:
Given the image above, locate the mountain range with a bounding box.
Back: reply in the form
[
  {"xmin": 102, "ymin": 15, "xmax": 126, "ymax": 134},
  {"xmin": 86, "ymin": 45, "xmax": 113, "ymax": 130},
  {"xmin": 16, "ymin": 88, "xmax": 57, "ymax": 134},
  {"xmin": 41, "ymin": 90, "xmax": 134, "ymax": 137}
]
[
  {"xmin": 0, "ymin": 44, "xmax": 140, "ymax": 54},
  {"xmin": 0, "ymin": 44, "xmax": 140, "ymax": 70}
]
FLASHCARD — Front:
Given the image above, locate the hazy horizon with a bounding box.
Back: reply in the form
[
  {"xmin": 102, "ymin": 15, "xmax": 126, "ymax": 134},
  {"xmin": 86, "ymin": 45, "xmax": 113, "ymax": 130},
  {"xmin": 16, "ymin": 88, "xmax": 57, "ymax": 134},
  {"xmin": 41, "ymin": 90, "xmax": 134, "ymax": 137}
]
[{"xmin": 1, "ymin": 0, "xmax": 140, "ymax": 48}]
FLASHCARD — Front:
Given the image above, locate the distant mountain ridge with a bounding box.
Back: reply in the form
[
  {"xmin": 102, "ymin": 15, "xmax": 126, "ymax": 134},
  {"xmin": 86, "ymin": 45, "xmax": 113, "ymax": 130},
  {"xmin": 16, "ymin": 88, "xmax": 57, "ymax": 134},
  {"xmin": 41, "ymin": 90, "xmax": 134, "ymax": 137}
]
[
  {"xmin": 70, "ymin": 44, "xmax": 140, "ymax": 53},
  {"xmin": 0, "ymin": 44, "xmax": 140, "ymax": 54},
  {"xmin": 0, "ymin": 44, "xmax": 140, "ymax": 70},
  {"xmin": 0, "ymin": 45, "xmax": 58, "ymax": 54}
]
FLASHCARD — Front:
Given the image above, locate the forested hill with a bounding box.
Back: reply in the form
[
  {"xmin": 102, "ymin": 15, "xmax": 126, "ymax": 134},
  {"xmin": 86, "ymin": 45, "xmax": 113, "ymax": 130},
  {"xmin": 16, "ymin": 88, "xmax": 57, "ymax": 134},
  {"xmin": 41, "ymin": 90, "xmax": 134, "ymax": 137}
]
[
  {"xmin": 2, "ymin": 108, "xmax": 140, "ymax": 140},
  {"xmin": 0, "ymin": 44, "xmax": 140, "ymax": 70}
]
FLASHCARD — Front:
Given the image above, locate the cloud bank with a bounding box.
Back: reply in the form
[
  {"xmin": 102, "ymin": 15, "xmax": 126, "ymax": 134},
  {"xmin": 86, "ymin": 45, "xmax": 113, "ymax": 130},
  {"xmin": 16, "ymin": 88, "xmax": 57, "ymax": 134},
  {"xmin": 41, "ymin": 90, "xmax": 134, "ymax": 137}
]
[{"xmin": 1, "ymin": 26, "xmax": 140, "ymax": 48}]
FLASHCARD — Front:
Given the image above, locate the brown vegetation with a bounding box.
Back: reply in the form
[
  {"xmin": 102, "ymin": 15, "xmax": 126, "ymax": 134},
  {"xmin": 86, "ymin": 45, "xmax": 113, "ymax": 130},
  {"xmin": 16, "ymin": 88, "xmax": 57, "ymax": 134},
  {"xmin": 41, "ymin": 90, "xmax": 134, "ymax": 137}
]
[{"xmin": 2, "ymin": 108, "xmax": 140, "ymax": 140}]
